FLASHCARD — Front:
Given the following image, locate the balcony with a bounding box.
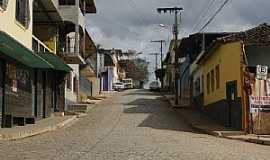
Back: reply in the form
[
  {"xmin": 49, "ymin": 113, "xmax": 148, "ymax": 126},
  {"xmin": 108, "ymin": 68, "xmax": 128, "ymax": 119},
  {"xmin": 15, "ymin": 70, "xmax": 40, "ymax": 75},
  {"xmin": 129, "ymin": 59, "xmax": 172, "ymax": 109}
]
[
  {"xmin": 59, "ymin": 35, "xmax": 85, "ymax": 64},
  {"xmin": 32, "ymin": 36, "xmax": 53, "ymax": 53}
]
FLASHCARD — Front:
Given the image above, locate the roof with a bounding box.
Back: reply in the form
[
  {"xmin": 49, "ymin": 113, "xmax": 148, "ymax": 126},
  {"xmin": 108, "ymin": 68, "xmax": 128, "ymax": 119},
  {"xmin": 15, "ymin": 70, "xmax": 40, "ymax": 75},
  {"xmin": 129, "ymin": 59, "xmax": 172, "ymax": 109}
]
[
  {"xmin": 85, "ymin": 29, "xmax": 97, "ymax": 58},
  {"xmin": 38, "ymin": 53, "xmax": 72, "ymax": 72},
  {"xmin": 85, "ymin": 0, "xmax": 97, "ymax": 13},
  {"xmin": 197, "ymin": 23, "xmax": 270, "ymax": 64},
  {"xmin": 218, "ymin": 23, "xmax": 270, "ymax": 45},
  {"xmin": 0, "ymin": 31, "xmax": 53, "ymax": 69},
  {"xmin": 33, "ymin": 0, "xmax": 62, "ymax": 24}
]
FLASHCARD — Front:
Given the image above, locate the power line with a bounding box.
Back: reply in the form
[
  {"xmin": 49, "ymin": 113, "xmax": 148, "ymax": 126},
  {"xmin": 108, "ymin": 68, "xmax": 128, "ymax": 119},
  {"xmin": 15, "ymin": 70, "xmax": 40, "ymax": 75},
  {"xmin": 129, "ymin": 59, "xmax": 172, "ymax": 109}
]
[
  {"xmin": 191, "ymin": 0, "xmax": 217, "ymax": 32},
  {"xmin": 198, "ymin": 0, "xmax": 231, "ymax": 32}
]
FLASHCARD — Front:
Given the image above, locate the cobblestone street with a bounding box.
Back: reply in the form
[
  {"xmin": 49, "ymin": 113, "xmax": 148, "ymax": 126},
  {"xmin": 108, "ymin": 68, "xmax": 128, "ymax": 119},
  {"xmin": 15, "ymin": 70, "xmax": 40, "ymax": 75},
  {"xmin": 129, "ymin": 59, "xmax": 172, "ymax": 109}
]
[{"xmin": 1, "ymin": 89, "xmax": 270, "ymax": 160}]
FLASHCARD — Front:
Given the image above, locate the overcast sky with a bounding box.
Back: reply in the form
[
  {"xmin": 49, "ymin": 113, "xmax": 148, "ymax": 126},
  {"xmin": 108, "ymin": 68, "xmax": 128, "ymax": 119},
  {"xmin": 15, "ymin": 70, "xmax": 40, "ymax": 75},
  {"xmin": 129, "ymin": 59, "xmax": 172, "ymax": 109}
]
[{"xmin": 86, "ymin": 0, "xmax": 270, "ymax": 82}]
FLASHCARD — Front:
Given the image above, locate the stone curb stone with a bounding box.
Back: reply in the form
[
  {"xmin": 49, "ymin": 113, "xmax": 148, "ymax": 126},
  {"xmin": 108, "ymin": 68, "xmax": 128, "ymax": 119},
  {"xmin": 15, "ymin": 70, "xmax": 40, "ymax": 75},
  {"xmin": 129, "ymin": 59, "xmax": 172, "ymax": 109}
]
[
  {"xmin": 0, "ymin": 116, "xmax": 77, "ymax": 141},
  {"xmin": 162, "ymin": 94, "xmax": 270, "ymax": 146}
]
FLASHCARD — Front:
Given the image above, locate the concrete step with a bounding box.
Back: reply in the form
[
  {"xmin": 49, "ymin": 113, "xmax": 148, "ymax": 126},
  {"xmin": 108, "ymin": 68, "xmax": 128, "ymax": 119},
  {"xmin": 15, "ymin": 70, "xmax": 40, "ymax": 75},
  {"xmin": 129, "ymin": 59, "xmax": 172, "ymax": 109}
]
[{"xmin": 68, "ymin": 104, "xmax": 88, "ymax": 112}]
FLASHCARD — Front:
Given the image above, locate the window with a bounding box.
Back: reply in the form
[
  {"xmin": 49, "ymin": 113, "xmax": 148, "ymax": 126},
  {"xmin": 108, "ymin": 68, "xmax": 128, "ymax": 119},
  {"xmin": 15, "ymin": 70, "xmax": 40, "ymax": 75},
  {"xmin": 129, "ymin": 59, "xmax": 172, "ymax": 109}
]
[
  {"xmin": 73, "ymin": 76, "xmax": 78, "ymax": 93},
  {"xmin": 215, "ymin": 65, "xmax": 220, "ymax": 89},
  {"xmin": 201, "ymin": 75, "xmax": 204, "ymax": 94},
  {"xmin": 207, "ymin": 73, "xmax": 210, "ymax": 94},
  {"xmin": 66, "ymin": 72, "xmax": 72, "ymax": 89},
  {"xmin": 195, "ymin": 77, "xmax": 200, "ymax": 94},
  {"xmin": 15, "ymin": 0, "xmax": 30, "ymax": 28},
  {"xmin": 0, "ymin": 0, "xmax": 9, "ymax": 10},
  {"xmin": 211, "ymin": 69, "xmax": 215, "ymax": 92},
  {"xmin": 59, "ymin": 0, "xmax": 75, "ymax": 5}
]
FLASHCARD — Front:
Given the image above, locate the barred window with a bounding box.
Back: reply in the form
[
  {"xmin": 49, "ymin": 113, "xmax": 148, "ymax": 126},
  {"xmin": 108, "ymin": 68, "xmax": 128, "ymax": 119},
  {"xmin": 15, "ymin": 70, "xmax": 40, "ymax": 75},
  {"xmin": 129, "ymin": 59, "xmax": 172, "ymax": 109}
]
[
  {"xmin": 15, "ymin": 0, "xmax": 30, "ymax": 28},
  {"xmin": 0, "ymin": 0, "xmax": 9, "ymax": 10}
]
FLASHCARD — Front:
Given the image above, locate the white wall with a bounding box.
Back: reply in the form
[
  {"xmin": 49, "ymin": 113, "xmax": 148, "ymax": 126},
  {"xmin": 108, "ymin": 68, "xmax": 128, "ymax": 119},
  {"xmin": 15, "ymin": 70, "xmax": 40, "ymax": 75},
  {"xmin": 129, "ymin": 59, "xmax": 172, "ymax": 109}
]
[
  {"xmin": 65, "ymin": 64, "xmax": 79, "ymax": 109},
  {"xmin": 0, "ymin": 0, "xmax": 33, "ymax": 49}
]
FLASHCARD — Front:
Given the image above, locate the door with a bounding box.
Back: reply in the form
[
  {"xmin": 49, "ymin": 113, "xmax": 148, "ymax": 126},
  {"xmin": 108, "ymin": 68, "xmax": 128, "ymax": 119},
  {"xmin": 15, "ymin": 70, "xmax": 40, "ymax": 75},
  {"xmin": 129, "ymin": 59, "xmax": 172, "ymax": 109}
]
[
  {"xmin": 103, "ymin": 72, "xmax": 108, "ymax": 91},
  {"xmin": 226, "ymin": 81, "xmax": 237, "ymax": 127}
]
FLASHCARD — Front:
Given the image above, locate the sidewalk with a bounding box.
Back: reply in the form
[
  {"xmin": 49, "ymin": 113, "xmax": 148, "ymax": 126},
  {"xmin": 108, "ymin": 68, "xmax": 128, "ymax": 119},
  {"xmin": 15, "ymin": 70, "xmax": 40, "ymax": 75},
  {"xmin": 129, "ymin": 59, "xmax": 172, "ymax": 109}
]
[
  {"xmin": 0, "ymin": 91, "xmax": 116, "ymax": 141},
  {"xmin": 163, "ymin": 94, "xmax": 270, "ymax": 146},
  {"xmin": 0, "ymin": 115, "xmax": 77, "ymax": 140}
]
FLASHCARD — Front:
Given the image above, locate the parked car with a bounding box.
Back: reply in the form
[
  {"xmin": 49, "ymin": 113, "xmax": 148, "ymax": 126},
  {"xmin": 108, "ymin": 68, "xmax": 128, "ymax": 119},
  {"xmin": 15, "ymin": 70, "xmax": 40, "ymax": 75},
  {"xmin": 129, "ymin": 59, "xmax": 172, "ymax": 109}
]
[
  {"xmin": 113, "ymin": 82, "xmax": 125, "ymax": 91},
  {"xmin": 149, "ymin": 81, "xmax": 161, "ymax": 91},
  {"xmin": 122, "ymin": 78, "xmax": 133, "ymax": 89}
]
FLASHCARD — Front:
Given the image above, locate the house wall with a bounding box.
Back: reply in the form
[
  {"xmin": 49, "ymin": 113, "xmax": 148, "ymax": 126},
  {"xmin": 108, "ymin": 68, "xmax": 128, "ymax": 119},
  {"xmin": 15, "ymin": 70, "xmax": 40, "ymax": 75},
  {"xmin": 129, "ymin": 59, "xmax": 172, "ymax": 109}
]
[
  {"xmin": 88, "ymin": 76, "xmax": 100, "ymax": 96},
  {"xmin": 0, "ymin": 0, "xmax": 33, "ymax": 50},
  {"xmin": 65, "ymin": 64, "xmax": 79, "ymax": 109},
  {"xmin": 201, "ymin": 41, "xmax": 243, "ymax": 129},
  {"xmin": 203, "ymin": 41, "xmax": 242, "ymax": 106}
]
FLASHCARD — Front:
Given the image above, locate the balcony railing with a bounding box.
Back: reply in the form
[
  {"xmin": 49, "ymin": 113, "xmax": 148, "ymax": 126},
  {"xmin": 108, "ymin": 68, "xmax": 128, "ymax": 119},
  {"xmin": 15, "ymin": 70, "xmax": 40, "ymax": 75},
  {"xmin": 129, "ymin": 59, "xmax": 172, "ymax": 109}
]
[
  {"xmin": 59, "ymin": 35, "xmax": 85, "ymax": 64},
  {"xmin": 32, "ymin": 36, "xmax": 53, "ymax": 53}
]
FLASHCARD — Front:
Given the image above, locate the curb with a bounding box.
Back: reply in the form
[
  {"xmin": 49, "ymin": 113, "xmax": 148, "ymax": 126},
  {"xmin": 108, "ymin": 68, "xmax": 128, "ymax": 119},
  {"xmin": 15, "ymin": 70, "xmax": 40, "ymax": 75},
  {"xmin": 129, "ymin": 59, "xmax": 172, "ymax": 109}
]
[
  {"xmin": 0, "ymin": 116, "xmax": 77, "ymax": 141},
  {"xmin": 162, "ymin": 94, "xmax": 270, "ymax": 146}
]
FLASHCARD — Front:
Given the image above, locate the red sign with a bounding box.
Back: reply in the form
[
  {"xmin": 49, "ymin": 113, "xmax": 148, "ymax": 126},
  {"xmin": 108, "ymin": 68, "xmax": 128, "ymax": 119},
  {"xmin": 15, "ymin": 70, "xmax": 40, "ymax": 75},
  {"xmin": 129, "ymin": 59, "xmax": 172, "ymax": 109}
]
[{"xmin": 250, "ymin": 96, "xmax": 270, "ymax": 106}]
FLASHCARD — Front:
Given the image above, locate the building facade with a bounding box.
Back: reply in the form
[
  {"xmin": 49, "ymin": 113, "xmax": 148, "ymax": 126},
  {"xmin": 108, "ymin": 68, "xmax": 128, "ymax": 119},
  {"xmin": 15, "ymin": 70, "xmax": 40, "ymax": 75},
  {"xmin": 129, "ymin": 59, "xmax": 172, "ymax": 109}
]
[
  {"xmin": 53, "ymin": 0, "xmax": 96, "ymax": 109},
  {"xmin": 0, "ymin": 0, "xmax": 72, "ymax": 127}
]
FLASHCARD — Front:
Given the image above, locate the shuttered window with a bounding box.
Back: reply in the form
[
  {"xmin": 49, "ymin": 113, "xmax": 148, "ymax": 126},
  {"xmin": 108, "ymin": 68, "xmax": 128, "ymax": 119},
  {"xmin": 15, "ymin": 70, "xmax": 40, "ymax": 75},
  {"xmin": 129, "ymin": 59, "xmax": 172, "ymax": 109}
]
[
  {"xmin": 215, "ymin": 65, "xmax": 220, "ymax": 89},
  {"xmin": 211, "ymin": 69, "xmax": 215, "ymax": 92},
  {"xmin": 0, "ymin": 0, "xmax": 9, "ymax": 10},
  {"xmin": 207, "ymin": 73, "xmax": 210, "ymax": 95},
  {"xmin": 15, "ymin": 0, "xmax": 30, "ymax": 28}
]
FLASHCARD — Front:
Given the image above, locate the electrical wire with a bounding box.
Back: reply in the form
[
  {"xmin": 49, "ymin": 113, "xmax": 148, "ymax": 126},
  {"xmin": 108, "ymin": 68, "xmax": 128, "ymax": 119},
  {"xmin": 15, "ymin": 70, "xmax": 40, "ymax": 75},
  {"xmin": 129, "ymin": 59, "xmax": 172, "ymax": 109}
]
[
  {"xmin": 198, "ymin": 0, "xmax": 231, "ymax": 32},
  {"xmin": 191, "ymin": 0, "xmax": 217, "ymax": 32}
]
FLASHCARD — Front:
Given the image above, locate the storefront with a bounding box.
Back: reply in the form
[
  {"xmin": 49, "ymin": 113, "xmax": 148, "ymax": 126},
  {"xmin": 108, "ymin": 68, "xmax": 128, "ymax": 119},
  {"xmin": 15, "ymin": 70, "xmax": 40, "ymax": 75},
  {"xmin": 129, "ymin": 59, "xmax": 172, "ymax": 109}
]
[
  {"xmin": 39, "ymin": 53, "xmax": 72, "ymax": 114},
  {"xmin": 0, "ymin": 31, "xmax": 71, "ymax": 128}
]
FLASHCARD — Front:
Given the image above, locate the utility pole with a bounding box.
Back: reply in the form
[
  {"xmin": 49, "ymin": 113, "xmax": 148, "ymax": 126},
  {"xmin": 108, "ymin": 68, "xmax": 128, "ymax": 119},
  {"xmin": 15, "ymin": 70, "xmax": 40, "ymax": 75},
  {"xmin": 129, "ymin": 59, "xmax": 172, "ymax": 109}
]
[
  {"xmin": 149, "ymin": 53, "xmax": 159, "ymax": 80},
  {"xmin": 151, "ymin": 40, "xmax": 165, "ymax": 89},
  {"xmin": 157, "ymin": 7, "xmax": 183, "ymax": 105}
]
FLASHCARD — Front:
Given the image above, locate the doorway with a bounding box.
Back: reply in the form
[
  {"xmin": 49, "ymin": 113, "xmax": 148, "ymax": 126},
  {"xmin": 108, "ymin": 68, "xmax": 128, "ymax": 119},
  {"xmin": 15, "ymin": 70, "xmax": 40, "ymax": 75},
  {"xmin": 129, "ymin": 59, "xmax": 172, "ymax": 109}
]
[{"xmin": 226, "ymin": 81, "xmax": 237, "ymax": 127}]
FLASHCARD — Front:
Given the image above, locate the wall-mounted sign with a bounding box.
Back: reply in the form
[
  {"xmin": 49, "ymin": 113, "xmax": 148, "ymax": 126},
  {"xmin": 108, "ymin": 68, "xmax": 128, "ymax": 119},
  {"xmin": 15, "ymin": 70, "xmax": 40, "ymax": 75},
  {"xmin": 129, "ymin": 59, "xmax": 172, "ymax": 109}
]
[
  {"xmin": 11, "ymin": 80, "xmax": 17, "ymax": 93},
  {"xmin": 256, "ymin": 65, "xmax": 268, "ymax": 80},
  {"xmin": 250, "ymin": 96, "xmax": 270, "ymax": 106}
]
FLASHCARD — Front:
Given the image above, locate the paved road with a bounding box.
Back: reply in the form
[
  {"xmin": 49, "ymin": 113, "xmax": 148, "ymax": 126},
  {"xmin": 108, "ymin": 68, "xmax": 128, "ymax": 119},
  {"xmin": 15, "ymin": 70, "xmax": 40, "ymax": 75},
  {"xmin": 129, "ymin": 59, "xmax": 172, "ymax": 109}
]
[{"xmin": 1, "ymin": 89, "xmax": 270, "ymax": 160}]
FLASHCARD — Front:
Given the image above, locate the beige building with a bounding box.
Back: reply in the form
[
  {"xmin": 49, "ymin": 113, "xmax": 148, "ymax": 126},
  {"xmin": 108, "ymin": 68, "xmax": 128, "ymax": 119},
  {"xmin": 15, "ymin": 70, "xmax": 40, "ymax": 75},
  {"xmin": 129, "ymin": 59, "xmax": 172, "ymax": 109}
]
[{"xmin": 0, "ymin": 0, "xmax": 72, "ymax": 128}]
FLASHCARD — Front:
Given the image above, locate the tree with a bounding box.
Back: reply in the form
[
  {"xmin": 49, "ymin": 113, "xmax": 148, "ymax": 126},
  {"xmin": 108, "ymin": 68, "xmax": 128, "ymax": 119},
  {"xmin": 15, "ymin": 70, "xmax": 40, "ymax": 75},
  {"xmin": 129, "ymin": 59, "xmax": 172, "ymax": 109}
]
[{"xmin": 118, "ymin": 58, "xmax": 149, "ymax": 84}]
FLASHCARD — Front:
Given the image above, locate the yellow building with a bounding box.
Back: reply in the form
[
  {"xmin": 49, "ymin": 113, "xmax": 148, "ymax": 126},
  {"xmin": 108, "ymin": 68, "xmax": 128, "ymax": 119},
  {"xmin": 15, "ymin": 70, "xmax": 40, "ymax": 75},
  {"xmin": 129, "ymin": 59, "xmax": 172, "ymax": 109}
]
[
  {"xmin": 197, "ymin": 24, "xmax": 270, "ymax": 132},
  {"xmin": 198, "ymin": 41, "xmax": 244, "ymax": 130}
]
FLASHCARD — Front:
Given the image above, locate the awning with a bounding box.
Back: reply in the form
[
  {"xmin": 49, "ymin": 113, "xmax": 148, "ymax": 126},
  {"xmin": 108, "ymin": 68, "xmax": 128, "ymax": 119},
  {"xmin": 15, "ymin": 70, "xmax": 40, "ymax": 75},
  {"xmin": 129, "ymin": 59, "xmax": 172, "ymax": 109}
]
[
  {"xmin": 38, "ymin": 53, "xmax": 72, "ymax": 73},
  {"xmin": 0, "ymin": 31, "xmax": 53, "ymax": 69}
]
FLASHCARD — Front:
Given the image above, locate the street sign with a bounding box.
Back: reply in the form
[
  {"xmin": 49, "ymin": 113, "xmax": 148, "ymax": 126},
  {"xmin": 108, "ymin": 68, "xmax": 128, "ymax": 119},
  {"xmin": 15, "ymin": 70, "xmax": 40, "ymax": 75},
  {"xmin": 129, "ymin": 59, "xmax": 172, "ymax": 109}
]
[{"xmin": 256, "ymin": 65, "xmax": 268, "ymax": 80}]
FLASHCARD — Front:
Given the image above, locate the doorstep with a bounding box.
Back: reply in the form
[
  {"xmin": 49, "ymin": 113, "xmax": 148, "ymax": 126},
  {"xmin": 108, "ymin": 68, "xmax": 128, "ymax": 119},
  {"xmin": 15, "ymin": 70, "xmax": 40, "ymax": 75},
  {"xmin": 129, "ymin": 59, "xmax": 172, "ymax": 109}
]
[{"xmin": 0, "ymin": 115, "xmax": 77, "ymax": 140}]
